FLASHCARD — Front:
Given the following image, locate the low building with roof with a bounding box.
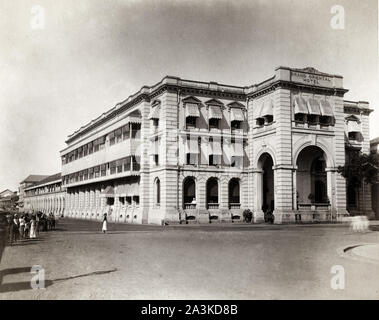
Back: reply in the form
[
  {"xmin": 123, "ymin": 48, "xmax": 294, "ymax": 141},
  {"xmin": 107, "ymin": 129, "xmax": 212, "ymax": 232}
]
[{"xmin": 23, "ymin": 173, "xmax": 66, "ymax": 216}]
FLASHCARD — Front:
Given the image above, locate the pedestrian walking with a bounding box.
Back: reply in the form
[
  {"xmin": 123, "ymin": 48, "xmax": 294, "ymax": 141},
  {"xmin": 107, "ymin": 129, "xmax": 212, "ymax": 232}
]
[
  {"xmin": 13, "ymin": 214, "xmax": 20, "ymax": 243},
  {"xmin": 35, "ymin": 212, "xmax": 40, "ymax": 235},
  {"xmin": 24, "ymin": 214, "xmax": 30, "ymax": 238},
  {"xmin": 19, "ymin": 215, "xmax": 25, "ymax": 238},
  {"xmin": 29, "ymin": 216, "xmax": 36, "ymax": 239},
  {"xmin": 102, "ymin": 213, "xmax": 107, "ymax": 233}
]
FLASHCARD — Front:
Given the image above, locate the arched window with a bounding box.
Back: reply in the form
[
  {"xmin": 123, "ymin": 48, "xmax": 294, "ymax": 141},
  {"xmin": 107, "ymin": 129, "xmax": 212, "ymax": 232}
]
[
  {"xmin": 206, "ymin": 178, "xmax": 219, "ymax": 209},
  {"xmin": 229, "ymin": 178, "xmax": 240, "ymax": 209},
  {"xmin": 155, "ymin": 178, "xmax": 160, "ymax": 205},
  {"xmin": 183, "ymin": 177, "xmax": 196, "ymax": 209}
]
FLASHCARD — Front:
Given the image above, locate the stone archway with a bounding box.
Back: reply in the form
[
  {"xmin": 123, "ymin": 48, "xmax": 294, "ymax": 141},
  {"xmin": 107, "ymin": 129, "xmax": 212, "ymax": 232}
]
[{"xmin": 256, "ymin": 153, "xmax": 275, "ymax": 214}]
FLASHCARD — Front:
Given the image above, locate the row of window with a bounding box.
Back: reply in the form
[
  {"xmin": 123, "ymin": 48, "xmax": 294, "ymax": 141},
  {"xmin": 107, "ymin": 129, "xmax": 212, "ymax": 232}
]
[
  {"xmin": 25, "ymin": 184, "xmax": 62, "ymax": 197},
  {"xmin": 294, "ymin": 114, "xmax": 335, "ymax": 126},
  {"xmin": 185, "ymin": 116, "xmax": 243, "ymax": 130},
  {"xmin": 154, "ymin": 177, "xmax": 241, "ymax": 210},
  {"xmin": 62, "ymin": 123, "xmax": 141, "ymax": 165},
  {"xmin": 62, "ymin": 156, "xmax": 141, "ymax": 185}
]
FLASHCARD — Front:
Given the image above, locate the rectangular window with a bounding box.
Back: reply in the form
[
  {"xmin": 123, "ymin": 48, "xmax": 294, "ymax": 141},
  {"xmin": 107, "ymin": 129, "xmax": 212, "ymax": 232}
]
[
  {"xmin": 122, "ymin": 124, "xmax": 130, "ymax": 140},
  {"xmin": 231, "ymin": 121, "xmax": 241, "ymax": 130},
  {"xmin": 186, "ymin": 117, "xmax": 196, "ymax": 129},
  {"xmin": 153, "ymin": 154, "xmax": 159, "ymax": 166},
  {"xmin": 88, "ymin": 142, "xmax": 93, "ymax": 154},
  {"xmin": 110, "ymin": 162, "xmax": 116, "ymax": 174},
  {"xmin": 119, "ymin": 197, "xmax": 125, "ymax": 205},
  {"xmin": 132, "ymin": 156, "xmax": 140, "ymax": 171},
  {"xmin": 186, "ymin": 153, "xmax": 198, "ymax": 165},
  {"xmin": 101, "ymin": 164, "xmax": 106, "ymax": 176},
  {"xmin": 256, "ymin": 118, "xmax": 264, "ymax": 127},
  {"xmin": 115, "ymin": 128, "xmax": 122, "ymax": 143},
  {"xmin": 131, "ymin": 123, "xmax": 141, "ymax": 139},
  {"xmin": 117, "ymin": 160, "xmax": 123, "ymax": 173},
  {"xmin": 209, "ymin": 155, "xmax": 222, "ymax": 166},
  {"xmin": 209, "ymin": 118, "xmax": 220, "ymax": 129},
  {"xmin": 133, "ymin": 195, "xmax": 140, "ymax": 205},
  {"xmin": 94, "ymin": 166, "xmax": 100, "ymax": 178},
  {"xmin": 124, "ymin": 157, "xmax": 131, "ymax": 171}
]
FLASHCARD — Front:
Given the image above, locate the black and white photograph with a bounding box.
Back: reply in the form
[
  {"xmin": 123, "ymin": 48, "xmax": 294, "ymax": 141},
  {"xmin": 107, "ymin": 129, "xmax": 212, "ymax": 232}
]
[{"xmin": 0, "ymin": 0, "xmax": 379, "ymax": 304}]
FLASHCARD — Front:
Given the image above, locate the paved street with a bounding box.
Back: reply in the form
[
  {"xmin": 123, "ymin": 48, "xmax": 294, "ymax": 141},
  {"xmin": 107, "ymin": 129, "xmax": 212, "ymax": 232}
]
[{"xmin": 1, "ymin": 218, "xmax": 379, "ymax": 299}]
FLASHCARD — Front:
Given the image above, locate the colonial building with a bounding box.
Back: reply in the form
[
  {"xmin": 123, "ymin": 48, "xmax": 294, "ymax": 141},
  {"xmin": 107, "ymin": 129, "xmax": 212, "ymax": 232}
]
[
  {"xmin": 60, "ymin": 66, "xmax": 374, "ymax": 224},
  {"xmin": 0, "ymin": 189, "xmax": 18, "ymax": 210},
  {"xmin": 18, "ymin": 174, "xmax": 49, "ymax": 212},
  {"xmin": 23, "ymin": 173, "xmax": 66, "ymax": 216}
]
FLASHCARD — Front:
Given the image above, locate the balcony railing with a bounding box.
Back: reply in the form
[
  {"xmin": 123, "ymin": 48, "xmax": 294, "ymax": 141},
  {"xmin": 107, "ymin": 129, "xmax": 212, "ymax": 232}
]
[
  {"xmin": 229, "ymin": 203, "xmax": 241, "ymax": 209},
  {"xmin": 298, "ymin": 203, "xmax": 331, "ymax": 211},
  {"xmin": 184, "ymin": 203, "xmax": 196, "ymax": 210},
  {"xmin": 207, "ymin": 203, "xmax": 219, "ymax": 210}
]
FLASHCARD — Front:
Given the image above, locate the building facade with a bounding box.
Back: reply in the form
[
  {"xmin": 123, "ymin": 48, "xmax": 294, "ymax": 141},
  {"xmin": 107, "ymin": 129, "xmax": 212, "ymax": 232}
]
[
  {"xmin": 0, "ymin": 189, "xmax": 19, "ymax": 211},
  {"xmin": 23, "ymin": 173, "xmax": 66, "ymax": 216},
  {"xmin": 18, "ymin": 175, "xmax": 49, "ymax": 212},
  {"xmin": 60, "ymin": 66, "xmax": 374, "ymax": 224}
]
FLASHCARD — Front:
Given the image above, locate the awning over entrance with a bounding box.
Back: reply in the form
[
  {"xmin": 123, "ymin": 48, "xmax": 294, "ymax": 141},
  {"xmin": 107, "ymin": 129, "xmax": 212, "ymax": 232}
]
[
  {"xmin": 347, "ymin": 120, "xmax": 361, "ymax": 133},
  {"xmin": 307, "ymin": 98, "xmax": 321, "ymax": 115},
  {"xmin": 185, "ymin": 137, "xmax": 199, "ymax": 154},
  {"xmin": 230, "ymin": 108, "xmax": 244, "ymax": 122},
  {"xmin": 148, "ymin": 106, "xmax": 160, "ymax": 120},
  {"xmin": 319, "ymin": 100, "xmax": 334, "ymax": 116},
  {"xmin": 185, "ymin": 103, "xmax": 200, "ymax": 118},
  {"xmin": 208, "ymin": 105, "xmax": 223, "ymax": 120},
  {"xmin": 293, "ymin": 97, "xmax": 308, "ymax": 114}
]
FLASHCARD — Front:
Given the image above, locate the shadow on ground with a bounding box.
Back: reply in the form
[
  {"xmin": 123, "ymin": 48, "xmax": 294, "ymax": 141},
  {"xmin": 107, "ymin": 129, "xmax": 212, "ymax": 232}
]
[{"xmin": 0, "ymin": 266, "xmax": 117, "ymax": 294}]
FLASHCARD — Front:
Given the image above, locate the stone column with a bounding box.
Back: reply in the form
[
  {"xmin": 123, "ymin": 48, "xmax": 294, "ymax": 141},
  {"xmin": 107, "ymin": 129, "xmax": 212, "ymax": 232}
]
[{"xmin": 252, "ymin": 169, "xmax": 264, "ymax": 223}]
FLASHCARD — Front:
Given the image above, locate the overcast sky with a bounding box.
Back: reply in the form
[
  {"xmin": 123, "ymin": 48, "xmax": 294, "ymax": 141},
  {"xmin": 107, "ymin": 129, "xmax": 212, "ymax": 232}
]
[{"xmin": 0, "ymin": 0, "xmax": 378, "ymax": 191}]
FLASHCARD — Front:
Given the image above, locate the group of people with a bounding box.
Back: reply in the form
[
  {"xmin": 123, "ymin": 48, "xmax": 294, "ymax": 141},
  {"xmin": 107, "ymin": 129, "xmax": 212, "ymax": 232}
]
[{"xmin": 6, "ymin": 211, "xmax": 56, "ymax": 245}]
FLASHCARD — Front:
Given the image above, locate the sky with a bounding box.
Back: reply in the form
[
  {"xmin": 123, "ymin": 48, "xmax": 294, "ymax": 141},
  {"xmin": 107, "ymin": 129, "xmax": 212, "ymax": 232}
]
[{"xmin": 0, "ymin": 0, "xmax": 378, "ymax": 191}]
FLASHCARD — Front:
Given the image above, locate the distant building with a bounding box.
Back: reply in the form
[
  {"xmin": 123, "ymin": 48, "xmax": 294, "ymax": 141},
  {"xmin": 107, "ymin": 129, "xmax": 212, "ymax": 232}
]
[
  {"xmin": 59, "ymin": 66, "xmax": 374, "ymax": 224},
  {"xmin": 370, "ymin": 138, "xmax": 379, "ymax": 219},
  {"xmin": 0, "ymin": 189, "xmax": 19, "ymax": 210},
  {"xmin": 23, "ymin": 173, "xmax": 66, "ymax": 216},
  {"xmin": 18, "ymin": 175, "xmax": 49, "ymax": 212}
]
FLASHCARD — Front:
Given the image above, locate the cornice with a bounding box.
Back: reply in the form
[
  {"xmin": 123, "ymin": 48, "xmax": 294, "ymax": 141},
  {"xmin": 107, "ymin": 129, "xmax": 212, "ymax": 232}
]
[{"xmin": 247, "ymin": 80, "xmax": 349, "ymax": 99}]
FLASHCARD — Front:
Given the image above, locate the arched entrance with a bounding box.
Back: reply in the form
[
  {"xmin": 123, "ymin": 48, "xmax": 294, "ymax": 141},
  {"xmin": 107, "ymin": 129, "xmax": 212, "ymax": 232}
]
[
  {"xmin": 228, "ymin": 178, "xmax": 240, "ymax": 209},
  {"xmin": 183, "ymin": 177, "xmax": 196, "ymax": 209},
  {"xmin": 296, "ymin": 146, "xmax": 329, "ymax": 208},
  {"xmin": 206, "ymin": 177, "xmax": 219, "ymax": 209},
  {"xmin": 257, "ymin": 153, "xmax": 275, "ymax": 213}
]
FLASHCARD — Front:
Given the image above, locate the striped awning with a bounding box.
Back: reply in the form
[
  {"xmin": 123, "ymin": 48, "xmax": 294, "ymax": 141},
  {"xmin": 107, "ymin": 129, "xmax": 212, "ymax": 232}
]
[
  {"xmin": 149, "ymin": 138, "xmax": 160, "ymax": 155},
  {"xmin": 148, "ymin": 106, "xmax": 160, "ymax": 120},
  {"xmin": 230, "ymin": 108, "xmax": 244, "ymax": 122},
  {"xmin": 347, "ymin": 120, "xmax": 361, "ymax": 133},
  {"xmin": 126, "ymin": 115, "xmax": 142, "ymax": 124},
  {"xmin": 185, "ymin": 103, "xmax": 200, "ymax": 118},
  {"xmin": 319, "ymin": 100, "xmax": 334, "ymax": 116},
  {"xmin": 185, "ymin": 137, "xmax": 199, "ymax": 154},
  {"xmin": 211, "ymin": 138, "xmax": 222, "ymax": 155},
  {"xmin": 307, "ymin": 98, "xmax": 321, "ymax": 115},
  {"xmin": 102, "ymin": 186, "xmax": 115, "ymax": 197},
  {"xmin": 293, "ymin": 97, "xmax": 308, "ymax": 114},
  {"xmin": 208, "ymin": 105, "xmax": 223, "ymax": 120},
  {"xmin": 260, "ymin": 100, "xmax": 273, "ymax": 118},
  {"xmin": 232, "ymin": 140, "xmax": 244, "ymax": 156}
]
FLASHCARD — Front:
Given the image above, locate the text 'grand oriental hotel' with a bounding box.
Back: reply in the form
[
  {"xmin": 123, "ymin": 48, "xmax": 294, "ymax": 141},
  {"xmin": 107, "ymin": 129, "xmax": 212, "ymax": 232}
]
[{"xmin": 60, "ymin": 66, "xmax": 374, "ymax": 224}]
